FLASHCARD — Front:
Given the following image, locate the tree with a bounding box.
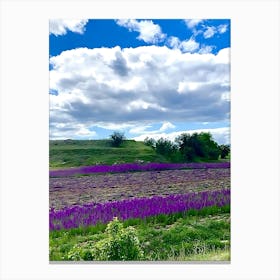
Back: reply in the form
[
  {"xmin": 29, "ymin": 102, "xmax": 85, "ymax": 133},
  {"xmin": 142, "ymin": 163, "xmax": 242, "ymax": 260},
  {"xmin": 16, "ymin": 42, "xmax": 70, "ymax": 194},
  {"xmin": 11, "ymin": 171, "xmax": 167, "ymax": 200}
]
[
  {"xmin": 219, "ymin": 144, "xmax": 230, "ymax": 159},
  {"xmin": 175, "ymin": 132, "xmax": 220, "ymax": 161},
  {"xmin": 175, "ymin": 133, "xmax": 196, "ymax": 161},
  {"xmin": 155, "ymin": 138, "xmax": 177, "ymax": 157},
  {"xmin": 110, "ymin": 131, "xmax": 125, "ymax": 147},
  {"xmin": 144, "ymin": 137, "xmax": 156, "ymax": 148},
  {"xmin": 197, "ymin": 132, "xmax": 220, "ymax": 160}
]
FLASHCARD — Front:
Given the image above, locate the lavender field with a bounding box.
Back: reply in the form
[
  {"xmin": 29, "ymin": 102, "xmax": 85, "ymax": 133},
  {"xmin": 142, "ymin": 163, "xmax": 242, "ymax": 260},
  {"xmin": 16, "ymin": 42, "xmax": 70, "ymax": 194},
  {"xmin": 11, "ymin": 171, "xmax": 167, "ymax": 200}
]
[
  {"xmin": 50, "ymin": 189, "xmax": 230, "ymax": 231},
  {"xmin": 50, "ymin": 162, "xmax": 230, "ymax": 177},
  {"xmin": 49, "ymin": 160, "xmax": 231, "ymax": 261},
  {"xmin": 50, "ymin": 165, "xmax": 230, "ymax": 210},
  {"xmin": 50, "ymin": 162, "xmax": 230, "ymax": 227}
]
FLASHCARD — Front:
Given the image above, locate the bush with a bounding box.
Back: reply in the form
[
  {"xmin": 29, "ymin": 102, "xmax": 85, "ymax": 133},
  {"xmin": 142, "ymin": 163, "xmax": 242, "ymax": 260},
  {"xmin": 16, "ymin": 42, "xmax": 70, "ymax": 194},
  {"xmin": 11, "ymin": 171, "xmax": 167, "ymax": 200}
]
[
  {"xmin": 175, "ymin": 132, "xmax": 221, "ymax": 161},
  {"xmin": 110, "ymin": 131, "xmax": 125, "ymax": 147},
  {"xmin": 144, "ymin": 137, "xmax": 156, "ymax": 148},
  {"xmin": 155, "ymin": 138, "xmax": 177, "ymax": 157},
  {"xmin": 67, "ymin": 218, "xmax": 144, "ymax": 261},
  {"xmin": 219, "ymin": 144, "xmax": 230, "ymax": 159},
  {"xmin": 93, "ymin": 217, "xmax": 144, "ymax": 261}
]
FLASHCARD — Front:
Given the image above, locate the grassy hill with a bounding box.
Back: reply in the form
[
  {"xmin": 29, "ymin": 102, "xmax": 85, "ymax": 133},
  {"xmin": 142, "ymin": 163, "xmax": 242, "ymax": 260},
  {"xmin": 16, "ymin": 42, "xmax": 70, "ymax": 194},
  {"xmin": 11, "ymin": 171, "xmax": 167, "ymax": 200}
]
[{"xmin": 49, "ymin": 139, "xmax": 167, "ymax": 169}]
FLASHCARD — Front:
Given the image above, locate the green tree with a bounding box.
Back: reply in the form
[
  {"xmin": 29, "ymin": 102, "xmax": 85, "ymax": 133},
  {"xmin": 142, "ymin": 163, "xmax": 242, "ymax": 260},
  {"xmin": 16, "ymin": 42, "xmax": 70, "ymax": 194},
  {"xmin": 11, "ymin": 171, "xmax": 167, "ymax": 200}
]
[
  {"xmin": 155, "ymin": 138, "xmax": 177, "ymax": 157},
  {"xmin": 144, "ymin": 137, "xmax": 156, "ymax": 148},
  {"xmin": 219, "ymin": 144, "xmax": 230, "ymax": 159},
  {"xmin": 197, "ymin": 132, "xmax": 220, "ymax": 160},
  {"xmin": 175, "ymin": 133, "xmax": 196, "ymax": 161},
  {"xmin": 175, "ymin": 132, "xmax": 220, "ymax": 161},
  {"xmin": 110, "ymin": 131, "xmax": 125, "ymax": 147}
]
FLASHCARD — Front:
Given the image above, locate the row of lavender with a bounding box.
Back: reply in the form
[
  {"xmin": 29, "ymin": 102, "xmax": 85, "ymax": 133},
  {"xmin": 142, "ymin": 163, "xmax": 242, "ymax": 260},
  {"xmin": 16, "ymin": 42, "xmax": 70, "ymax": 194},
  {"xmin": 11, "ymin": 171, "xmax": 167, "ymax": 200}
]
[
  {"xmin": 50, "ymin": 162, "xmax": 230, "ymax": 177},
  {"xmin": 50, "ymin": 188, "xmax": 230, "ymax": 231}
]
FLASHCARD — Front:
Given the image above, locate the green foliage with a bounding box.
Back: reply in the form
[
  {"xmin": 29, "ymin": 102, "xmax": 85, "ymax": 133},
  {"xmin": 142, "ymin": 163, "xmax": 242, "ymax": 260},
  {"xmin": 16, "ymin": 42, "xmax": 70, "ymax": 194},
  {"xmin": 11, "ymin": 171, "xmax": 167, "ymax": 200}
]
[
  {"xmin": 110, "ymin": 131, "xmax": 125, "ymax": 147},
  {"xmin": 175, "ymin": 132, "xmax": 221, "ymax": 161},
  {"xmin": 93, "ymin": 217, "xmax": 144, "ymax": 261},
  {"xmin": 219, "ymin": 144, "xmax": 230, "ymax": 159},
  {"xmin": 155, "ymin": 138, "xmax": 177, "ymax": 157},
  {"xmin": 49, "ymin": 139, "xmax": 167, "ymax": 168},
  {"xmin": 144, "ymin": 137, "xmax": 156, "ymax": 148},
  {"xmin": 50, "ymin": 206, "xmax": 230, "ymax": 261},
  {"xmin": 65, "ymin": 218, "xmax": 144, "ymax": 261},
  {"xmin": 49, "ymin": 132, "xmax": 228, "ymax": 169},
  {"xmin": 67, "ymin": 245, "xmax": 84, "ymax": 261}
]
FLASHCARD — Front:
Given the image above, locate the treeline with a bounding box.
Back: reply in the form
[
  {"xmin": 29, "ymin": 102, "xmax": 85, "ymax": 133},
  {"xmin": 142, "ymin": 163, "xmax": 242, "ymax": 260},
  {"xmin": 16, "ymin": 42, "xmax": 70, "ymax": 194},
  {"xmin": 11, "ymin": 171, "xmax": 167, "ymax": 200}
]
[{"xmin": 144, "ymin": 132, "xmax": 230, "ymax": 162}]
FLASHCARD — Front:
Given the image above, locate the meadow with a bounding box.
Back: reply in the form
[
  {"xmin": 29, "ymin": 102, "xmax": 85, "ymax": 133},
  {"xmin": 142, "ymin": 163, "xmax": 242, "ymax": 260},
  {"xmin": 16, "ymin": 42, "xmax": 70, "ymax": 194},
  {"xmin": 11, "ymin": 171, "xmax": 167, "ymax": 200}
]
[{"xmin": 49, "ymin": 140, "xmax": 230, "ymax": 261}]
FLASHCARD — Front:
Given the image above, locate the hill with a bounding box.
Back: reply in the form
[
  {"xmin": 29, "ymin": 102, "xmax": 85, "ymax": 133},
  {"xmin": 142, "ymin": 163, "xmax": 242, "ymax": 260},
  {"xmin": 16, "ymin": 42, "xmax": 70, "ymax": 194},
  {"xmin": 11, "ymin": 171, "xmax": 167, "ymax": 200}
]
[{"xmin": 49, "ymin": 139, "xmax": 167, "ymax": 169}]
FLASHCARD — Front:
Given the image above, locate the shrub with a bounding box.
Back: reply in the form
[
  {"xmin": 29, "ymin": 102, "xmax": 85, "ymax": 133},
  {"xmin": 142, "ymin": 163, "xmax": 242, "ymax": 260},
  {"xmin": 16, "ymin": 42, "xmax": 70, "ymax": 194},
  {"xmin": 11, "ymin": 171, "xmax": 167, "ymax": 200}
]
[
  {"xmin": 219, "ymin": 144, "xmax": 230, "ymax": 159},
  {"xmin": 155, "ymin": 138, "xmax": 177, "ymax": 157},
  {"xmin": 67, "ymin": 218, "xmax": 144, "ymax": 261},
  {"xmin": 67, "ymin": 245, "xmax": 84, "ymax": 261},
  {"xmin": 110, "ymin": 132, "xmax": 125, "ymax": 147},
  {"xmin": 93, "ymin": 217, "xmax": 144, "ymax": 261},
  {"xmin": 144, "ymin": 137, "xmax": 156, "ymax": 148}
]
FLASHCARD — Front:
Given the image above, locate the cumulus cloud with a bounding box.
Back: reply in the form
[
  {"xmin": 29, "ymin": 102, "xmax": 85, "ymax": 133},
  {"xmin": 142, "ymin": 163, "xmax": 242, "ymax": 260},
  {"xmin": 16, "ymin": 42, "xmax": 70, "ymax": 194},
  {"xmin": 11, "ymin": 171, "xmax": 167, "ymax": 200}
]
[
  {"xmin": 133, "ymin": 127, "xmax": 230, "ymax": 145},
  {"xmin": 203, "ymin": 24, "xmax": 229, "ymax": 39},
  {"xmin": 50, "ymin": 123, "xmax": 96, "ymax": 139},
  {"xmin": 168, "ymin": 36, "xmax": 200, "ymax": 53},
  {"xmin": 159, "ymin": 122, "xmax": 175, "ymax": 132},
  {"xmin": 128, "ymin": 121, "xmax": 175, "ymax": 136},
  {"xmin": 203, "ymin": 26, "xmax": 216, "ymax": 39},
  {"xmin": 183, "ymin": 20, "xmax": 229, "ymax": 40},
  {"xmin": 49, "ymin": 45, "xmax": 230, "ymax": 139},
  {"xmin": 49, "ymin": 19, "xmax": 88, "ymax": 36},
  {"xmin": 116, "ymin": 19, "xmax": 166, "ymax": 43},
  {"xmin": 218, "ymin": 24, "xmax": 228, "ymax": 34},
  {"xmin": 198, "ymin": 45, "xmax": 214, "ymax": 54},
  {"xmin": 184, "ymin": 19, "xmax": 204, "ymax": 29}
]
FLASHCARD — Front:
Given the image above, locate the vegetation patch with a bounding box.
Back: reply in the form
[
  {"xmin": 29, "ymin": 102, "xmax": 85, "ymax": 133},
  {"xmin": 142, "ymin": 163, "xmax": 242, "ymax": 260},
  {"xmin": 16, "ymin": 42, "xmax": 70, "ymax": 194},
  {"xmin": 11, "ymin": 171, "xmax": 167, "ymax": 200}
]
[{"xmin": 49, "ymin": 206, "xmax": 230, "ymax": 261}]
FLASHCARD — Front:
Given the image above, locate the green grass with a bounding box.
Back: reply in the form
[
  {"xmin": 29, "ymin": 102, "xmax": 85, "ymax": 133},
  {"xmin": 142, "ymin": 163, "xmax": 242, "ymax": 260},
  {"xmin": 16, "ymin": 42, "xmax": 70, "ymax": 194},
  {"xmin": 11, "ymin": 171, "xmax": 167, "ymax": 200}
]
[
  {"xmin": 49, "ymin": 206, "xmax": 230, "ymax": 261},
  {"xmin": 49, "ymin": 139, "xmax": 230, "ymax": 169},
  {"xmin": 50, "ymin": 139, "xmax": 167, "ymax": 169}
]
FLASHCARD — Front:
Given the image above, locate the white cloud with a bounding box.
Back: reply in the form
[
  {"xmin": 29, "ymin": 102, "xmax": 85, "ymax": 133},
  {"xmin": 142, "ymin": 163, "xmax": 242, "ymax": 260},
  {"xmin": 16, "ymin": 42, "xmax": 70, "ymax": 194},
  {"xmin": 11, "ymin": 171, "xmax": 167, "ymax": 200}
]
[
  {"xmin": 202, "ymin": 24, "xmax": 228, "ymax": 39},
  {"xmin": 218, "ymin": 24, "xmax": 228, "ymax": 34},
  {"xmin": 184, "ymin": 19, "xmax": 204, "ymax": 29},
  {"xmin": 50, "ymin": 123, "xmax": 96, "ymax": 140},
  {"xmin": 198, "ymin": 45, "xmax": 214, "ymax": 54},
  {"xmin": 168, "ymin": 36, "xmax": 200, "ymax": 53},
  {"xmin": 49, "ymin": 46, "xmax": 230, "ymax": 139},
  {"xmin": 133, "ymin": 127, "xmax": 230, "ymax": 145},
  {"xmin": 95, "ymin": 123, "xmax": 134, "ymax": 131},
  {"xmin": 49, "ymin": 19, "xmax": 88, "ymax": 36},
  {"xmin": 116, "ymin": 19, "xmax": 166, "ymax": 43},
  {"xmin": 203, "ymin": 26, "xmax": 216, "ymax": 39},
  {"xmin": 159, "ymin": 122, "xmax": 175, "ymax": 132},
  {"xmin": 128, "ymin": 121, "xmax": 175, "ymax": 136},
  {"xmin": 129, "ymin": 124, "xmax": 153, "ymax": 135},
  {"xmin": 168, "ymin": 36, "xmax": 181, "ymax": 48},
  {"xmin": 180, "ymin": 38, "xmax": 200, "ymax": 52}
]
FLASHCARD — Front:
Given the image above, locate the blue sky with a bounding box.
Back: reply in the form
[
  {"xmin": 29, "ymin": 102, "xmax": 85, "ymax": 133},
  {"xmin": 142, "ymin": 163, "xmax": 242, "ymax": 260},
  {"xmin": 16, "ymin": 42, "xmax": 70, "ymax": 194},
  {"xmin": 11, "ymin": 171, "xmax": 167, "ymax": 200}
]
[{"xmin": 49, "ymin": 19, "xmax": 230, "ymax": 144}]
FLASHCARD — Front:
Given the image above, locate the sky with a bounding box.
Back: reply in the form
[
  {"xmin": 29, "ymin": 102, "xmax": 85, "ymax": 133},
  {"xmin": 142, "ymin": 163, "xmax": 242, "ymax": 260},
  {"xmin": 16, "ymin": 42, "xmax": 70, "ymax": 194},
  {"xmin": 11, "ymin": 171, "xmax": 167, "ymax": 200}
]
[{"xmin": 49, "ymin": 19, "xmax": 230, "ymax": 144}]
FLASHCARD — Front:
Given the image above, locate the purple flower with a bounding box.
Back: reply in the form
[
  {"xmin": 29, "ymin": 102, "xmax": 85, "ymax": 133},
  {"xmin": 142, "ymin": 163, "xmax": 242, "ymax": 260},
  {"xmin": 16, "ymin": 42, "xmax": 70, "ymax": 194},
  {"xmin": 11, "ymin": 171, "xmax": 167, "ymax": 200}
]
[
  {"xmin": 49, "ymin": 189, "xmax": 230, "ymax": 231},
  {"xmin": 50, "ymin": 162, "xmax": 230, "ymax": 177}
]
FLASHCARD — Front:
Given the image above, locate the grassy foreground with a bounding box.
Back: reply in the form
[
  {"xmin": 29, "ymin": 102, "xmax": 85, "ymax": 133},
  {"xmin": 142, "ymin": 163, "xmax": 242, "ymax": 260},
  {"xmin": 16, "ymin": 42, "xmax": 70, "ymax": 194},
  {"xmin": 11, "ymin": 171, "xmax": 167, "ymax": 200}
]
[{"xmin": 49, "ymin": 206, "xmax": 230, "ymax": 261}]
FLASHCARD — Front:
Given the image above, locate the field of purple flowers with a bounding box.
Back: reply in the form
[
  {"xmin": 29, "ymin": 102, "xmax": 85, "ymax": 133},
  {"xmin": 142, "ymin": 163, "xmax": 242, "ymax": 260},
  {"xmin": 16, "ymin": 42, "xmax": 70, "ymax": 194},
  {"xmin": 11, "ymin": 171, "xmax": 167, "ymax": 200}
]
[
  {"xmin": 50, "ymin": 189, "xmax": 230, "ymax": 231},
  {"xmin": 50, "ymin": 162, "xmax": 230, "ymax": 231},
  {"xmin": 50, "ymin": 162, "xmax": 230, "ymax": 177},
  {"xmin": 50, "ymin": 167, "xmax": 230, "ymax": 210},
  {"xmin": 49, "ymin": 161, "xmax": 231, "ymax": 261}
]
